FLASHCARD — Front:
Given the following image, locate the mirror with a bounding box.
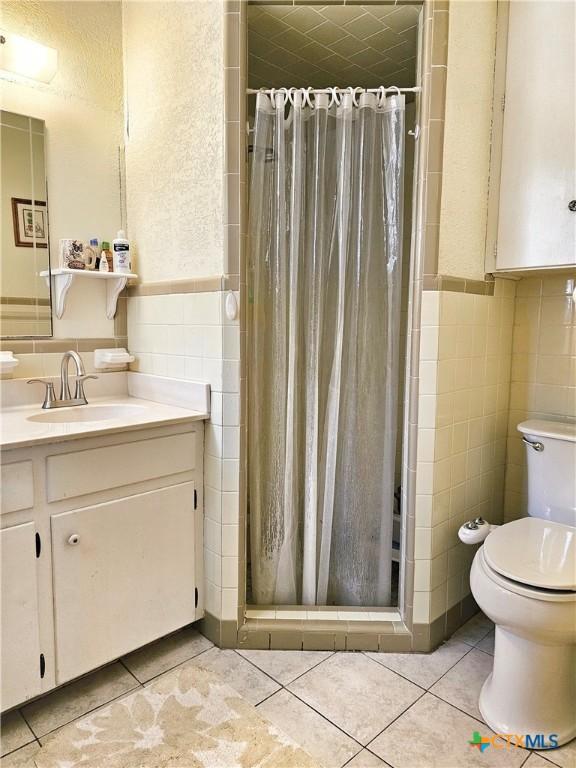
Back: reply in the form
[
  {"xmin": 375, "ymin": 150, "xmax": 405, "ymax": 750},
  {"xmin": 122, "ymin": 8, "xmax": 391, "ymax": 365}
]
[{"xmin": 1, "ymin": 110, "xmax": 52, "ymax": 338}]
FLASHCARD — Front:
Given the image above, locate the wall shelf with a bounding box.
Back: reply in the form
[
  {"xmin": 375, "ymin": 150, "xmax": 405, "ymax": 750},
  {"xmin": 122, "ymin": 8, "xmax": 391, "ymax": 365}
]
[{"xmin": 40, "ymin": 269, "xmax": 138, "ymax": 320}]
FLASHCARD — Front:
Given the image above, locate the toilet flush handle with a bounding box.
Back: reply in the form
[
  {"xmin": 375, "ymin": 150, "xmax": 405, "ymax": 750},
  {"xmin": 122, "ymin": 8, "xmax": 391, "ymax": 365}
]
[{"xmin": 522, "ymin": 436, "xmax": 544, "ymax": 452}]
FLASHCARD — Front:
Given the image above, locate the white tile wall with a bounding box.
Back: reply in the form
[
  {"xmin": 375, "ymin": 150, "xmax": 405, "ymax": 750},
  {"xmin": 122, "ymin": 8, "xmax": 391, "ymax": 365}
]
[
  {"xmin": 504, "ymin": 276, "xmax": 576, "ymax": 522},
  {"xmin": 413, "ymin": 278, "xmax": 516, "ymax": 624},
  {"xmin": 127, "ymin": 291, "xmax": 241, "ymax": 620}
]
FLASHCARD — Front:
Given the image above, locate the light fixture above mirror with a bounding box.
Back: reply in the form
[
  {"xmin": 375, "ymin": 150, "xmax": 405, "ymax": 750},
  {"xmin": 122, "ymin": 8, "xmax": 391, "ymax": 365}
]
[{"xmin": 0, "ymin": 30, "xmax": 58, "ymax": 84}]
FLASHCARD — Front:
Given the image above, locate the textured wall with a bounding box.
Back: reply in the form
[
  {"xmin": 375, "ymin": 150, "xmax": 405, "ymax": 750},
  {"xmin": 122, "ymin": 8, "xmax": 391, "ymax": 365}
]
[
  {"xmin": 438, "ymin": 0, "xmax": 497, "ymax": 280},
  {"xmin": 504, "ymin": 275, "xmax": 576, "ymax": 521},
  {"xmin": 1, "ymin": 1, "xmax": 124, "ymax": 339},
  {"xmin": 122, "ymin": 1, "xmax": 225, "ymax": 282}
]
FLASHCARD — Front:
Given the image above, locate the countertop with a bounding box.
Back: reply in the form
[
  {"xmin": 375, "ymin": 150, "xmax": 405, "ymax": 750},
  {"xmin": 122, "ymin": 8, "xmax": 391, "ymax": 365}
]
[{"xmin": 1, "ymin": 395, "xmax": 208, "ymax": 450}]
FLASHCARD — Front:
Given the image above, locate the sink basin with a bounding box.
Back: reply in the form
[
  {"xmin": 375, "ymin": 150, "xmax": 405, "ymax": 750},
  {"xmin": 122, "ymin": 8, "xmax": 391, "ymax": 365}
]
[{"xmin": 27, "ymin": 404, "xmax": 147, "ymax": 424}]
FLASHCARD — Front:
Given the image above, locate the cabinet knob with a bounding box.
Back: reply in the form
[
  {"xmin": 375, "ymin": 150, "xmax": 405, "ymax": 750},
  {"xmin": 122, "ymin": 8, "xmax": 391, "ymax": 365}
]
[
  {"xmin": 67, "ymin": 534, "xmax": 80, "ymax": 546},
  {"xmin": 569, "ymin": 200, "xmax": 576, "ymax": 212}
]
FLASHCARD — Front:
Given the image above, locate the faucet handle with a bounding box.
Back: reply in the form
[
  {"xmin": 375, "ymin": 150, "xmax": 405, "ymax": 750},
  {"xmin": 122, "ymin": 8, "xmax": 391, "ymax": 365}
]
[
  {"xmin": 27, "ymin": 379, "xmax": 56, "ymax": 409},
  {"xmin": 74, "ymin": 374, "xmax": 98, "ymax": 401}
]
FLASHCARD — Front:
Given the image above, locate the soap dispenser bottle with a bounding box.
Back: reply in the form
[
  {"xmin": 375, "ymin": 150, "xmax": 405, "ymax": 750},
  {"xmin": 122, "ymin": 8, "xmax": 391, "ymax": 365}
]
[
  {"xmin": 112, "ymin": 230, "xmax": 131, "ymax": 273},
  {"xmin": 100, "ymin": 242, "xmax": 112, "ymax": 271}
]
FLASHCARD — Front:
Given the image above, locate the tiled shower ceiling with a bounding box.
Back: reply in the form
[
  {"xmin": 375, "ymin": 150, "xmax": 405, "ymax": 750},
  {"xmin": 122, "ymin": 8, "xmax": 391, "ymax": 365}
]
[{"xmin": 248, "ymin": 4, "xmax": 420, "ymax": 91}]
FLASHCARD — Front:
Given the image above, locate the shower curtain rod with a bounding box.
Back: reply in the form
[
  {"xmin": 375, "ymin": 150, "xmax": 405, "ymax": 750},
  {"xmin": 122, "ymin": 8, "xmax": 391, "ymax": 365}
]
[{"xmin": 247, "ymin": 87, "xmax": 421, "ymax": 95}]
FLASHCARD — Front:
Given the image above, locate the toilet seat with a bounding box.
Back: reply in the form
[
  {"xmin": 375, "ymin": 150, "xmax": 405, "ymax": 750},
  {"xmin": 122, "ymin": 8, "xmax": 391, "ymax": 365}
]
[
  {"xmin": 479, "ymin": 550, "xmax": 576, "ymax": 603},
  {"xmin": 483, "ymin": 517, "xmax": 576, "ymax": 591}
]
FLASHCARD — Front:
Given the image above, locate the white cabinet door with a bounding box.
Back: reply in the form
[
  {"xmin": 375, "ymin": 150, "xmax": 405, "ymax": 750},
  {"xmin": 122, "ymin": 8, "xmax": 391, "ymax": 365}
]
[
  {"xmin": 51, "ymin": 483, "xmax": 196, "ymax": 684},
  {"xmin": 1, "ymin": 523, "xmax": 42, "ymax": 710},
  {"xmin": 496, "ymin": 0, "xmax": 575, "ymax": 270}
]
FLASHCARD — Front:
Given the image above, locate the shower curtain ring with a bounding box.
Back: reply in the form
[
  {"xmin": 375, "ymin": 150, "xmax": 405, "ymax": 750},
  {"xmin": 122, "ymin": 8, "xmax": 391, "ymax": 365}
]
[
  {"xmin": 377, "ymin": 86, "xmax": 387, "ymax": 108},
  {"xmin": 328, "ymin": 87, "xmax": 340, "ymax": 108},
  {"xmin": 303, "ymin": 87, "xmax": 314, "ymax": 108},
  {"xmin": 345, "ymin": 86, "xmax": 356, "ymax": 106}
]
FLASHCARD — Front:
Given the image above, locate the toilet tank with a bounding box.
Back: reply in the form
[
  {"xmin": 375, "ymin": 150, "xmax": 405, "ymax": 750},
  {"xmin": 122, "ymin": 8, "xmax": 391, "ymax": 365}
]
[{"xmin": 518, "ymin": 420, "xmax": 576, "ymax": 527}]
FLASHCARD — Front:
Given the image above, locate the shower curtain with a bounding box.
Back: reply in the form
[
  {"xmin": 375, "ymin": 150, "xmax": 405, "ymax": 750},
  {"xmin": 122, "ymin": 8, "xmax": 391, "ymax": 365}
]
[{"xmin": 248, "ymin": 89, "xmax": 405, "ymax": 607}]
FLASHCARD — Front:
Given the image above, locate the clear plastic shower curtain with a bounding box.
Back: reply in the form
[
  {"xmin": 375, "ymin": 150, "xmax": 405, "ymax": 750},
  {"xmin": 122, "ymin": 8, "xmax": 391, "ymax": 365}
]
[{"xmin": 248, "ymin": 89, "xmax": 405, "ymax": 606}]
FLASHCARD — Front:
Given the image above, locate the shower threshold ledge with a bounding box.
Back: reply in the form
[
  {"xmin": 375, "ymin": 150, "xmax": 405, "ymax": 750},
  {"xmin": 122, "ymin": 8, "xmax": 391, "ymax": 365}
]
[
  {"xmin": 237, "ymin": 610, "xmax": 411, "ymax": 652},
  {"xmin": 245, "ymin": 606, "xmax": 402, "ymax": 622}
]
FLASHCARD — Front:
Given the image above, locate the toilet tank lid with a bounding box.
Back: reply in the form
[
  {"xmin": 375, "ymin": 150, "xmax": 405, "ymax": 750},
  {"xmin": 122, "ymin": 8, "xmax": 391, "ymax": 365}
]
[{"xmin": 518, "ymin": 420, "xmax": 576, "ymax": 443}]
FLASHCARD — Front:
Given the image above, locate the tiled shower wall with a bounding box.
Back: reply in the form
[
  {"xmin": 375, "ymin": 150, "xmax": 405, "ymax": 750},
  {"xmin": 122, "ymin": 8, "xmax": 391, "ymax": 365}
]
[
  {"xmin": 415, "ymin": 278, "xmax": 515, "ymax": 637},
  {"xmin": 504, "ymin": 275, "xmax": 576, "ymax": 522},
  {"xmin": 127, "ymin": 289, "xmax": 241, "ymax": 629}
]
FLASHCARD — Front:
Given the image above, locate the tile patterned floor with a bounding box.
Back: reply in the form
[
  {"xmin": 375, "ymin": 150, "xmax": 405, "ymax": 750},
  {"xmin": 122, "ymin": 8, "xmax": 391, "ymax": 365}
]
[{"xmin": 2, "ymin": 613, "xmax": 575, "ymax": 768}]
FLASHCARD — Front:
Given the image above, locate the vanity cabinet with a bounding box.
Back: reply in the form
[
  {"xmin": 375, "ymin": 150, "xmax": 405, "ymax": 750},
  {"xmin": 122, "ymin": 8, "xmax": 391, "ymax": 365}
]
[
  {"xmin": 0, "ymin": 421, "xmax": 204, "ymax": 709},
  {"xmin": 1, "ymin": 522, "xmax": 42, "ymax": 710},
  {"xmin": 52, "ymin": 483, "xmax": 197, "ymax": 683},
  {"xmin": 490, "ymin": 0, "xmax": 575, "ymax": 272}
]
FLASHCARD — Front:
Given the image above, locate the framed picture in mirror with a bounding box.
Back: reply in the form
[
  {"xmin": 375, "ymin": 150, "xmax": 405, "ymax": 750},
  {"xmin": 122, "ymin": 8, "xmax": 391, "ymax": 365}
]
[{"xmin": 11, "ymin": 197, "xmax": 48, "ymax": 248}]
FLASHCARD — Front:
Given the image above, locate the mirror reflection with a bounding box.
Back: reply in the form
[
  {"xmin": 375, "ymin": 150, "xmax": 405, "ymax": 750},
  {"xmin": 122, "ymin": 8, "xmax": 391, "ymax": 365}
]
[{"xmin": 1, "ymin": 110, "xmax": 52, "ymax": 338}]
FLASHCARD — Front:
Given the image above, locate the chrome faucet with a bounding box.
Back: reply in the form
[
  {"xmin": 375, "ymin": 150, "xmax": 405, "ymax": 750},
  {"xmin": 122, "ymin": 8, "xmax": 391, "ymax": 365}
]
[
  {"xmin": 28, "ymin": 350, "xmax": 98, "ymax": 409},
  {"xmin": 60, "ymin": 350, "xmax": 85, "ymax": 399}
]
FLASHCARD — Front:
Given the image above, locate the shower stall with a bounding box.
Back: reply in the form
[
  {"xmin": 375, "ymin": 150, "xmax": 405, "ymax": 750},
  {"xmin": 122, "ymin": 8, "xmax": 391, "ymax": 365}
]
[{"xmin": 245, "ymin": 3, "xmax": 421, "ymax": 614}]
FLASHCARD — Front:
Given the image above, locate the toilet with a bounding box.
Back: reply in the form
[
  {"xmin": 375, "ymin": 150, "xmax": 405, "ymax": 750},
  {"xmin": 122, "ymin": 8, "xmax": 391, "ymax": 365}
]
[{"xmin": 468, "ymin": 419, "xmax": 576, "ymax": 746}]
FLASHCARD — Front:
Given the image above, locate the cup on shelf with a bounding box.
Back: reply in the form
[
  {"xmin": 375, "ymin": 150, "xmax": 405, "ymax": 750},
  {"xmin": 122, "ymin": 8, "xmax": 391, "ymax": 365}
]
[{"xmin": 59, "ymin": 239, "xmax": 85, "ymax": 270}]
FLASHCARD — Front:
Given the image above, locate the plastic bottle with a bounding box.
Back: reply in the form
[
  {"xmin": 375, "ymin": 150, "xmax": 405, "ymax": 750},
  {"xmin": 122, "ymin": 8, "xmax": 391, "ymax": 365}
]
[
  {"xmin": 84, "ymin": 237, "xmax": 100, "ymax": 270},
  {"xmin": 100, "ymin": 242, "xmax": 112, "ymax": 272},
  {"xmin": 112, "ymin": 230, "xmax": 131, "ymax": 273}
]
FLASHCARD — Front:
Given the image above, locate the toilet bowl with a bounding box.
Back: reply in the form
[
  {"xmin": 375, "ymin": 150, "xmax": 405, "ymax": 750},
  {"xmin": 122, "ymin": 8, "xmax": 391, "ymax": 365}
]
[
  {"xmin": 463, "ymin": 419, "xmax": 576, "ymax": 747},
  {"xmin": 470, "ymin": 518, "xmax": 576, "ymax": 745}
]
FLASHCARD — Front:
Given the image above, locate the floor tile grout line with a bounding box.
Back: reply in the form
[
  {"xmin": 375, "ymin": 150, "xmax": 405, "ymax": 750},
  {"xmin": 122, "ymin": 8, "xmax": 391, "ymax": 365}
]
[
  {"xmin": 364, "ymin": 688, "xmax": 429, "ymax": 754},
  {"xmin": 283, "ymin": 683, "xmax": 394, "ymax": 755},
  {"xmin": 474, "ymin": 646, "xmax": 494, "ymax": 658},
  {"xmin": 253, "ymin": 688, "xmax": 284, "ymax": 708},
  {"xmin": 356, "ymin": 653, "xmax": 428, "ymax": 693},
  {"xmin": 14, "ymin": 707, "xmax": 42, "ymax": 750},
  {"xmin": 18, "ymin": 657, "xmax": 141, "ymax": 727},
  {"xmin": 360, "ymin": 642, "xmax": 494, "ymax": 759},
  {"xmin": 535, "ymin": 750, "xmax": 565, "ymax": 768},
  {"xmin": 0, "ymin": 735, "xmax": 40, "ymax": 759},
  {"xmin": 17, "ymin": 707, "xmax": 43, "ymax": 750},
  {"xmin": 273, "ymin": 650, "xmax": 337, "ymax": 686},
  {"xmin": 230, "ymin": 649, "xmax": 427, "ymax": 763},
  {"xmin": 32, "ymin": 682, "xmax": 141, "ymax": 743},
  {"xmin": 421, "ymin": 644, "xmax": 478, "ymax": 690},
  {"xmin": 425, "ymin": 689, "xmax": 506, "ymax": 734},
  {"xmin": 207, "ymin": 651, "xmax": 367, "ymax": 765},
  {"xmin": 340, "ymin": 743, "xmax": 395, "ymax": 768},
  {"xmin": 226, "ymin": 650, "xmax": 377, "ymax": 763},
  {"xmin": 455, "ymin": 623, "xmax": 494, "ymax": 649},
  {"xmin": 118, "ymin": 657, "xmax": 146, "ymax": 687},
  {"xmin": 233, "ymin": 647, "xmax": 336, "ymax": 689},
  {"xmin": 360, "ymin": 642, "xmax": 476, "ymax": 692},
  {"xmin": 277, "ymin": 651, "xmax": 470, "ymax": 756},
  {"xmin": 230, "ymin": 648, "xmax": 293, "ymax": 689},
  {"xmin": 363, "ymin": 646, "xmax": 473, "ymax": 691},
  {"xmin": 136, "ymin": 642, "xmax": 215, "ymax": 687},
  {"xmin": 362, "ymin": 746, "xmax": 395, "ymax": 767}
]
